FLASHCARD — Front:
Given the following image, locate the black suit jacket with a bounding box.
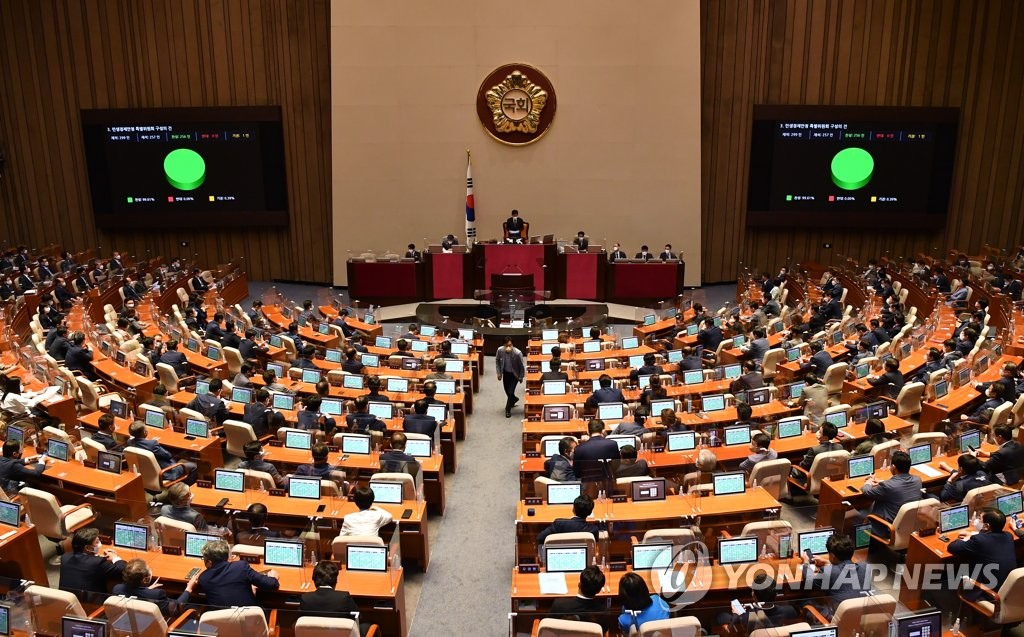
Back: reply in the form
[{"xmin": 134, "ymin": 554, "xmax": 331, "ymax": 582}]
[
  {"xmin": 198, "ymin": 559, "xmax": 279, "ymax": 608},
  {"xmin": 64, "ymin": 345, "xmax": 94, "ymax": 376},
  {"xmin": 537, "ymin": 516, "xmax": 602, "ymax": 544},
  {"xmin": 299, "ymin": 587, "xmax": 360, "ymax": 617},
  {"xmin": 60, "ymin": 552, "xmax": 126, "ymax": 599},
  {"xmin": 402, "ymin": 414, "xmax": 438, "ymax": 441},
  {"xmin": 983, "ymin": 441, "xmax": 1024, "ymax": 485},
  {"xmin": 572, "ymin": 436, "xmax": 620, "ymax": 482},
  {"xmin": 112, "ymin": 583, "xmax": 190, "ymax": 616},
  {"xmin": 549, "ymin": 595, "xmax": 607, "ymax": 621}
]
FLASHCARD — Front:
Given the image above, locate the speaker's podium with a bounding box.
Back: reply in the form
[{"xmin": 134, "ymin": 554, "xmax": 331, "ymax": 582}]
[{"xmin": 490, "ymin": 273, "xmax": 534, "ymax": 294}]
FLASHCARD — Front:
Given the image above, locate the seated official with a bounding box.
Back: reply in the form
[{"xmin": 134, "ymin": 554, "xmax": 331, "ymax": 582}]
[
  {"xmin": 300, "ymin": 561, "xmax": 368, "ymax": 632},
  {"xmin": 572, "ymin": 231, "xmax": 590, "ymax": 253},
  {"xmin": 585, "ymin": 374, "xmax": 625, "ymax": 409},
  {"xmin": 853, "ymin": 418, "xmax": 890, "ymax": 456},
  {"xmin": 380, "ymin": 432, "xmax": 419, "ymax": 473},
  {"xmin": 548, "ymin": 566, "xmax": 607, "ymax": 627},
  {"xmin": 65, "ymin": 331, "xmax": 98, "ymax": 380},
  {"xmin": 544, "ymin": 437, "xmax": 577, "ymax": 482},
  {"xmin": 421, "ymin": 380, "xmax": 444, "ymax": 405},
  {"xmin": 297, "ymin": 395, "xmax": 336, "ymax": 437},
  {"xmin": 46, "ymin": 325, "xmax": 70, "ymax": 360},
  {"xmin": 618, "ymin": 572, "xmax": 670, "ymax": 633},
  {"xmin": 242, "ymin": 388, "xmax": 276, "ymax": 438},
  {"xmin": 127, "ymin": 421, "xmax": 198, "ymax": 485},
  {"xmin": 0, "ymin": 439, "xmax": 45, "ymax": 494},
  {"xmin": 678, "ymin": 347, "xmax": 702, "ymax": 371},
  {"xmin": 282, "ymin": 321, "xmax": 305, "ymax": 355},
  {"xmin": 939, "ymin": 454, "xmax": 991, "ymax": 502},
  {"xmin": 799, "ymin": 341, "xmax": 834, "ymax": 379},
  {"xmin": 235, "ymin": 503, "xmax": 281, "ymax": 545},
  {"xmin": 797, "ymin": 422, "xmax": 843, "ymax": 473},
  {"xmin": 948, "ymin": 509, "xmax": 1018, "ymax": 601},
  {"xmin": 573, "ymin": 419, "xmax": 621, "ymax": 484},
  {"xmin": 185, "ymin": 377, "xmax": 229, "ymax": 424},
  {"xmin": 861, "ymin": 450, "xmax": 923, "ymax": 536},
  {"xmin": 739, "ymin": 327, "xmax": 769, "ymax": 365},
  {"xmin": 716, "ymin": 573, "xmax": 798, "ymax": 633},
  {"xmin": 239, "ymin": 328, "xmax": 269, "ymax": 360},
  {"xmin": 537, "ymin": 495, "xmax": 601, "ymax": 544},
  {"xmin": 199, "ymin": 539, "xmax": 279, "ymax": 609},
  {"xmin": 425, "ymin": 358, "xmax": 450, "ymax": 380},
  {"xmin": 160, "ymin": 483, "xmax": 213, "ymax": 532},
  {"xmin": 347, "ymin": 396, "xmax": 387, "ymax": 435},
  {"xmin": 504, "ymin": 209, "xmax": 526, "ymax": 243},
  {"xmin": 59, "ymin": 528, "xmax": 126, "ymax": 602},
  {"xmin": 158, "ymin": 339, "xmax": 190, "ymax": 378},
  {"xmin": 402, "ymin": 398, "xmax": 439, "ymax": 444},
  {"xmin": 608, "ymin": 243, "xmax": 627, "ymax": 262},
  {"xmin": 629, "ymin": 352, "xmax": 664, "ymax": 384},
  {"xmin": 740, "ymin": 432, "xmax": 777, "ymax": 474},
  {"xmin": 634, "ymin": 245, "xmax": 654, "ymax": 261},
  {"xmin": 363, "ymin": 375, "xmax": 390, "ymax": 403},
  {"xmin": 114, "ymin": 558, "xmax": 197, "ymax": 616},
  {"xmin": 89, "ymin": 413, "xmax": 121, "ymax": 451},
  {"xmin": 292, "ymin": 345, "xmax": 318, "ymax": 370},
  {"xmin": 613, "ymin": 445, "xmax": 649, "ymax": 478},
  {"xmin": 205, "ymin": 313, "xmax": 226, "ymax": 342},
  {"xmin": 340, "ymin": 487, "xmax": 394, "ymax": 536},
  {"xmin": 262, "ymin": 369, "xmax": 293, "ymax": 394},
  {"xmin": 341, "ymin": 347, "xmax": 365, "ymax": 374},
  {"xmin": 612, "ymin": 408, "xmax": 650, "ymax": 438},
  {"xmin": 239, "ymin": 441, "xmax": 285, "ymax": 487},
  {"xmin": 660, "ymin": 408, "xmax": 689, "ymax": 433},
  {"xmin": 293, "ymin": 443, "xmax": 337, "ymax": 479},
  {"xmin": 541, "ymin": 360, "xmax": 570, "ymax": 382},
  {"xmin": 658, "ymin": 244, "xmax": 676, "ymax": 260},
  {"xmin": 960, "ymin": 383, "xmax": 1007, "ymax": 429},
  {"xmin": 730, "ymin": 360, "xmax": 765, "ymax": 393},
  {"xmin": 977, "ymin": 425, "xmax": 1024, "ymax": 485},
  {"xmin": 801, "ymin": 534, "xmax": 870, "ymax": 618},
  {"xmin": 866, "ymin": 358, "xmax": 905, "ymax": 399},
  {"xmin": 404, "ymin": 244, "xmax": 421, "ymax": 261}
]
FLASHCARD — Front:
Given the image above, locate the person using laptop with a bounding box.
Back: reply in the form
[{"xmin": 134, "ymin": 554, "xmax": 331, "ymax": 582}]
[
  {"xmin": 346, "ymin": 396, "xmax": 387, "ymax": 435},
  {"xmin": 59, "ymin": 528, "xmax": 126, "ymax": 603},
  {"xmin": 544, "ymin": 437, "xmax": 577, "ymax": 482},
  {"xmin": 403, "ymin": 398, "xmax": 439, "ymax": 444},
  {"xmin": 300, "ymin": 560, "xmax": 368, "ymax": 632},
  {"xmin": 861, "ymin": 450, "xmax": 923, "ymax": 536},
  {"xmin": 716, "ymin": 573, "xmax": 798, "ymax": 632},
  {"xmin": 339, "ymin": 487, "xmax": 394, "ymax": 536},
  {"xmin": 199, "ymin": 539, "xmax": 279, "ymax": 610},
  {"xmin": 853, "ymin": 418, "xmax": 889, "ymax": 456},
  {"xmin": 740, "ymin": 432, "xmax": 777, "ymax": 474},
  {"xmin": 938, "ymin": 454, "xmax": 990, "ymax": 502},
  {"xmin": 185, "ymin": 377, "xmax": 229, "ymax": 425},
  {"xmin": 585, "ymin": 374, "xmax": 626, "ymax": 410},
  {"xmin": 548, "ymin": 565, "xmax": 608, "ymax": 626},
  {"xmin": 425, "ymin": 358, "xmax": 450, "ymax": 380},
  {"xmin": 537, "ymin": 495, "xmax": 601, "ymax": 543},
  {"xmin": 948, "ymin": 509, "xmax": 1018, "ymax": 600},
  {"xmin": 239, "ymin": 441, "xmax": 285, "ymax": 488},
  {"xmin": 89, "ymin": 413, "xmax": 121, "ymax": 451},
  {"xmin": 243, "ymin": 388, "xmax": 276, "ymax": 438},
  {"xmin": 613, "ymin": 445, "xmax": 650, "ymax": 478},
  {"xmin": 617, "ymin": 571, "xmax": 670, "ymax": 633},
  {"xmin": 801, "ymin": 534, "xmax": 870, "ymax": 617},
  {"xmin": 235, "ymin": 503, "xmax": 281, "ymax": 545},
  {"xmin": 293, "ymin": 443, "xmax": 337, "ymax": 480},
  {"xmin": 797, "ymin": 422, "xmax": 843, "ymax": 474},
  {"xmin": 114, "ymin": 558, "xmax": 198, "ymax": 616},
  {"xmin": 977, "ymin": 424, "xmax": 1024, "ymax": 485},
  {"xmin": 127, "ymin": 421, "xmax": 198, "ymax": 485},
  {"xmin": 573, "ymin": 419, "xmax": 621, "ymax": 485}
]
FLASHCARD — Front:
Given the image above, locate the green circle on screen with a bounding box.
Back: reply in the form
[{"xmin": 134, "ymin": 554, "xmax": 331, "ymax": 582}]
[
  {"xmin": 831, "ymin": 147, "xmax": 874, "ymax": 190},
  {"xmin": 164, "ymin": 148, "xmax": 207, "ymax": 191}
]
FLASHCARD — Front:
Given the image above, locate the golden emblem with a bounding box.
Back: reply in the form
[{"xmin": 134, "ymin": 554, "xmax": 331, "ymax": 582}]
[{"xmin": 485, "ymin": 71, "xmax": 548, "ymax": 134}]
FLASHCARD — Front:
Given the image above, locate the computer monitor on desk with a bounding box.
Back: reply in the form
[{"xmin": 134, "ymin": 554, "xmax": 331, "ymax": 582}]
[
  {"xmin": 0, "ymin": 502, "xmax": 20, "ymax": 529},
  {"xmin": 264, "ymin": 539, "xmax": 304, "ymax": 568},
  {"xmin": 542, "ymin": 405, "xmax": 571, "ymax": 422},
  {"xmin": 895, "ymin": 610, "xmax": 942, "ymax": 637},
  {"xmin": 776, "ymin": 417, "xmax": 803, "ymax": 439},
  {"xmin": 184, "ymin": 532, "xmax": 221, "ymax": 558},
  {"xmin": 113, "ymin": 522, "xmax": 149, "ymax": 551},
  {"xmin": 214, "ymin": 469, "xmax": 244, "ymax": 493},
  {"xmin": 718, "ymin": 536, "xmax": 759, "ymax": 565},
  {"xmin": 545, "ymin": 545, "xmax": 589, "ymax": 573},
  {"xmin": 666, "ymin": 431, "xmax": 696, "ymax": 452},
  {"xmin": 543, "ymin": 380, "xmax": 567, "ymax": 395},
  {"xmin": 939, "ymin": 505, "xmax": 970, "ymax": 534},
  {"xmin": 547, "ymin": 482, "xmax": 582, "ymax": 505},
  {"xmin": 712, "ymin": 472, "xmax": 746, "ymax": 496},
  {"xmin": 341, "ymin": 434, "xmax": 371, "ymax": 455},
  {"xmin": 797, "ymin": 528, "xmax": 834, "ymax": 556},
  {"xmin": 370, "ymin": 480, "xmax": 404, "ymax": 504},
  {"xmin": 632, "ymin": 543, "xmax": 672, "ymax": 570},
  {"xmin": 631, "ymin": 478, "xmax": 666, "ymax": 502},
  {"xmin": 347, "ymin": 545, "xmax": 388, "ymax": 572},
  {"xmin": 597, "ymin": 403, "xmax": 625, "ymax": 420},
  {"xmin": 288, "ymin": 476, "xmax": 321, "ymax": 499}
]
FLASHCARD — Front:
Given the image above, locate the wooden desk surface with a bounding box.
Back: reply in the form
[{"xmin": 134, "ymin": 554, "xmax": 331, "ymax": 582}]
[
  {"xmin": 526, "ymin": 345, "xmax": 656, "ymax": 363},
  {"xmin": 919, "ymin": 354, "xmax": 1023, "ymax": 431},
  {"xmin": 23, "ymin": 446, "xmax": 148, "ymax": 519}
]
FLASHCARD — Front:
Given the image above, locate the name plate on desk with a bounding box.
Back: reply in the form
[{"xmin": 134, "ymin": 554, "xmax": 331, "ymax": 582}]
[
  {"xmin": 268, "ymin": 440, "xmax": 283, "ymax": 447},
  {"xmin": 611, "ymin": 495, "xmax": 627, "ymax": 503},
  {"xmin": 196, "ymin": 480, "xmax": 212, "ymax": 489},
  {"xmin": 609, "ymin": 561, "xmax": 628, "ymax": 572},
  {"xmin": 269, "ymin": 489, "xmax": 285, "ymax": 497},
  {"xmin": 524, "ymin": 497, "xmax": 542, "ymax": 506},
  {"xmin": 518, "ymin": 563, "xmax": 540, "ymax": 574},
  {"xmin": 162, "ymin": 546, "xmax": 182, "ymax": 556},
  {"xmin": 524, "ymin": 452, "xmax": 540, "ymax": 458},
  {"xmin": 238, "ymin": 554, "xmax": 261, "ymax": 564}
]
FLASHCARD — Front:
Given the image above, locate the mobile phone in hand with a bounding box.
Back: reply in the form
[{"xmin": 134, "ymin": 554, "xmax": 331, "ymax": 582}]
[{"xmin": 804, "ymin": 549, "xmax": 815, "ymax": 563}]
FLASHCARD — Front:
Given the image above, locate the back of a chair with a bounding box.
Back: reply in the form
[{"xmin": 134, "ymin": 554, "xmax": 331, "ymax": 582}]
[
  {"xmin": 81, "ymin": 436, "xmax": 106, "ymax": 463},
  {"xmin": 992, "ymin": 567, "xmax": 1024, "ymax": 623},
  {"xmin": 199, "ymin": 607, "xmax": 270, "ymax": 637},
  {"xmin": 749, "ymin": 622, "xmax": 811, "ymax": 637},
  {"xmin": 241, "ymin": 468, "xmax": 276, "ymax": 491},
  {"xmin": 638, "ymin": 615, "xmax": 702, "ymax": 637},
  {"xmin": 895, "ymin": 382, "xmax": 926, "ymax": 417},
  {"xmin": 43, "ymin": 425, "xmax": 74, "ymax": 447},
  {"xmin": 542, "ymin": 532, "xmax": 596, "ymax": 566},
  {"xmin": 989, "ymin": 401, "xmax": 1014, "ymax": 429},
  {"xmin": 20, "ymin": 487, "xmax": 65, "ymax": 539},
  {"xmin": 749, "ymin": 459, "xmax": 792, "ymax": 500},
  {"xmin": 832, "ymin": 593, "xmax": 896, "ymax": 637},
  {"xmin": 870, "ymin": 440, "xmax": 902, "ymax": 469},
  {"xmin": 369, "ymin": 472, "xmax": 415, "ymax": 501},
  {"xmin": 230, "ymin": 543, "xmax": 265, "ymax": 559},
  {"xmin": 332, "ymin": 534, "xmax": 384, "ymax": 565},
  {"xmin": 739, "ymin": 520, "xmax": 792, "ymax": 557},
  {"xmin": 888, "ymin": 499, "xmax": 939, "ymax": 550},
  {"xmin": 26, "ymin": 585, "xmax": 87, "ymax": 636},
  {"xmin": 76, "ymin": 377, "xmax": 102, "ymax": 412},
  {"xmin": 294, "ymin": 616, "xmax": 360, "ymax": 637},
  {"xmin": 278, "ymin": 334, "xmax": 298, "ymax": 359},
  {"xmin": 534, "ymin": 476, "xmax": 557, "ymax": 500},
  {"xmin": 223, "ymin": 346, "xmax": 244, "ymax": 375},
  {"xmin": 807, "ymin": 450, "xmax": 850, "ymax": 495},
  {"xmin": 536, "ymin": 617, "xmax": 604, "ymax": 637},
  {"xmin": 641, "ymin": 527, "xmax": 700, "ymax": 549},
  {"xmin": 123, "ymin": 447, "xmax": 163, "ymax": 492},
  {"xmin": 103, "ymin": 596, "xmax": 168, "ymax": 637},
  {"xmin": 154, "ymin": 515, "xmax": 196, "ymax": 548},
  {"xmin": 907, "ymin": 432, "xmax": 946, "ymax": 454},
  {"xmin": 823, "ymin": 363, "xmax": 848, "ymax": 394},
  {"xmin": 962, "ymin": 484, "xmax": 1009, "ymax": 514},
  {"xmin": 761, "ymin": 348, "xmax": 785, "ymax": 378},
  {"xmin": 223, "ymin": 420, "xmax": 257, "ymax": 458},
  {"xmin": 155, "ymin": 363, "xmax": 180, "ymax": 393}
]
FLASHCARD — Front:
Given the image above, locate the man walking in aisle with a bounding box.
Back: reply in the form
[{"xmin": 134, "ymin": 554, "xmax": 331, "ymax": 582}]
[{"xmin": 496, "ymin": 337, "xmax": 525, "ymax": 418}]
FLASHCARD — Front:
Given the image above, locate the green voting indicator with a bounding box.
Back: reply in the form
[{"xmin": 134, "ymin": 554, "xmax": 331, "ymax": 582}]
[
  {"xmin": 163, "ymin": 148, "xmax": 206, "ymax": 190},
  {"xmin": 830, "ymin": 147, "xmax": 874, "ymax": 190}
]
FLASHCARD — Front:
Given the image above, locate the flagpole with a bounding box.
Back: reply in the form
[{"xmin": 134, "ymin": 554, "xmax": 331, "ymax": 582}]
[{"xmin": 465, "ymin": 150, "xmax": 476, "ymax": 247}]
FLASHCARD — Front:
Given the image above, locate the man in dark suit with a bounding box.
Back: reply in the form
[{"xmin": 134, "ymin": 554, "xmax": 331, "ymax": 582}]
[
  {"xmin": 121, "ymin": 276, "xmax": 142, "ymax": 302},
  {"xmin": 678, "ymin": 347, "xmax": 702, "ymax": 371},
  {"xmin": 545, "ymin": 437, "xmax": 577, "ymax": 482},
  {"xmin": 537, "ymin": 495, "xmax": 602, "ymax": 543},
  {"xmin": 108, "ymin": 252, "xmax": 124, "ymax": 274},
  {"xmin": 938, "ymin": 454, "xmax": 991, "ymax": 502},
  {"xmin": 549, "ymin": 565, "xmax": 608, "ymax": 625},
  {"xmin": 867, "ymin": 358, "xmax": 905, "ymax": 399},
  {"xmin": 199, "ymin": 539, "xmax": 279, "ymax": 608},
  {"xmin": 126, "ymin": 421, "xmax": 198, "ymax": 484},
  {"xmin": 861, "ymin": 450, "xmax": 922, "ymax": 536},
  {"xmin": 239, "ymin": 441, "xmax": 285, "ymax": 488},
  {"xmin": 740, "ymin": 327, "xmax": 770, "ymax": 365},
  {"xmin": 402, "ymin": 399, "xmax": 438, "ymax": 443},
  {"xmin": 64, "ymin": 332, "xmax": 98, "ymax": 380},
  {"xmin": 504, "ymin": 209, "xmax": 526, "ymax": 243},
  {"xmin": 234, "ymin": 503, "xmax": 281, "ymax": 545},
  {"xmin": 572, "ymin": 419, "xmax": 621, "ymax": 485},
  {"xmin": 221, "ymin": 320, "xmax": 241, "ymax": 350},
  {"xmin": 658, "ymin": 244, "xmax": 676, "ymax": 260},
  {"xmin": 404, "ymin": 243, "xmax": 421, "ymax": 261},
  {"xmin": 949, "ymin": 509, "xmax": 1018, "ymax": 601},
  {"xmin": 801, "ymin": 535, "xmax": 870, "ymax": 617},
  {"xmin": 239, "ymin": 328, "xmax": 268, "ymax": 360},
  {"xmin": 59, "ymin": 528, "xmax": 126, "ymax": 602},
  {"xmin": 697, "ymin": 318, "xmax": 724, "ymax": 355},
  {"xmin": 799, "ymin": 341, "xmax": 834, "ymax": 379},
  {"xmin": 113, "ymin": 558, "xmax": 196, "ymax": 616},
  {"xmin": 541, "ymin": 360, "xmax": 570, "ymax": 382},
  {"xmin": 341, "ymin": 347, "xmax": 365, "ymax": 374},
  {"xmin": 190, "ymin": 268, "xmax": 210, "ymax": 293},
  {"xmin": 496, "ymin": 337, "xmax": 525, "ymax": 418},
  {"xmin": 204, "ymin": 313, "xmax": 226, "ymax": 342},
  {"xmin": 585, "ymin": 374, "xmax": 626, "ymax": 409},
  {"xmin": 46, "ymin": 325, "xmax": 71, "ymax": 361},
  {"xmin": 629, "ymin": 352, "xmax": 664, "ymax": 385},
  {"xmin": 978, "ymin": 425, "xmax": 1024, "ymax": 485},
  {"xmin": 729, "ymin": 360, "xmax": 765, "ymax": 393},
  {"xmin": 186, "ymin": 378, "xmax": 230, "ymax": 425},
  {"xmin": 301, "ymin": 560, "xmax": 362, "ymax": 617},
  {"xmin": 159, "ymin": 340, "xmax": 190, "ymax": 378},
  {"xmin": 798, "ymin": 422, "xmax": 844, "ymax": 472},
  {"xmin": 242, "ymin": 389, "xmax": 275, "ymax": 438},
  {"xmin": 347, "ymin": 396, "xmax": 387, "ymax": 435},
  {"xmin": 0, "ymin": 440, "xmax": 46, "ymax": 493},
  {"xmin": 89, "ymin": 413, "xmax": 121, "ymax": 451},
  {"xmin": 573, "ymin": 231, "xmax": 589, "ymax": 252},
  {"xmin": 634, "ymin": 245, "xmax": 654, "ymax": 261},
  {"xmin": 608, "ymin": 243, "xmax": 627, "ymax": 262}
]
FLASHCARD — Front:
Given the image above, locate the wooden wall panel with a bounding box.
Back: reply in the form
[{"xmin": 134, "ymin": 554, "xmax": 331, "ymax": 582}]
[
  {"xmin": 0, "ymin": 0, "xmax": 331, "ymax": 283},
  {"xmin": 702, "ymin": 0, "xmax": 1024, "ymax": 283}
]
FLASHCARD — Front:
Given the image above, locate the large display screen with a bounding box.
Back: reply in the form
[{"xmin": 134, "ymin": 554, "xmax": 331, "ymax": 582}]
[
  {"xmin": 747, "ymin": 105, "xmax": 958, "ymax": 229},
  {"xmin": 81, "ymin": 106, "xmax": 288, "ymax": 228}
]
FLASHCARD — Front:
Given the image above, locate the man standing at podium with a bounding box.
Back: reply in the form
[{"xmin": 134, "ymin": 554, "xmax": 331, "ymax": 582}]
[
  {"xmin": 505, "ymin": 209, "xmax": 526, "ymax": 243},
  {"xmin": 496, "ymin": 337, "xmax": 526, "ymax": 418}
]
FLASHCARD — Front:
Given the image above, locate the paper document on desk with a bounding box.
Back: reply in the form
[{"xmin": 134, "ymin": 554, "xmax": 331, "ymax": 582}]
[
  {"xmin": 914, "ymin": 464, "xmax": 944, "ymax": 478},
  {"xmin": 538, "ymin": 573, "xmax": 568, "ymax": 595}
]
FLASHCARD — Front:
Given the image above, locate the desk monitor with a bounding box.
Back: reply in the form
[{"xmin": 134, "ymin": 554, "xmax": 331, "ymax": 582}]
[
  {"xmin": 361, "ymin": 354, "xmax": 380, "ymax": 368},
  {"xmin": 855, "ymin": 362, "xmax": 871, "ymax": 379},
  {"xmin": 317, "ymin": 322, "xmax": 330, "ymax": 335},
  {"xmin": 721, "ymin": 364, "xmax": 743, "ymax": 380},
  {"xmin": 545, "ymin": 545, "xmax": 589, "ymax": 573},
  {"xmin": 266, "ymin": 362, "xmax": 284, "ymax": 377},
  {"xmin": 418, "ymin": 325, "xmax": 437, "ymax": 337},
  {"xmin": 797, "ymin": 528, "xmax": 834, "ymax": 556},
  {"xmin": 581, "ymin": 340, "xmax": 602, "ymax": 354},
  {"xmin": 186, "ymin": 338, "xmax": 200, "ymax": 353},
  {"xmin": 847, "ymin": 455, "xmax": 875, "ymax": 479},
  {"xmin": 895, "ymin": 610, "xmax": 942, "ymax": 637},
  {"xmin": 195, "ymin": 379, "xmax": 210, "ymax": 396},
  {"xmin": 143, "ymin": 408, "xmax": 166, "ymax": 428},
  {"xmin": 450, "ymin": 342, "xmax": 470, "ymax": 355},
  {"xmin": 405, "ymin": 438, "xmax": 432, "ymax": 458},
  {"xmin": 97, "ymin": 450, "xmax": 122, "ymax": 474},
  {"xmin": 184, "ymin": 532, "xmax": 221, "ymax": 558},
  {"xmin": 284, "ymin": 430, "xmax": 312, "ymax": 450},
  {"xmin": 346, "ymin": 545, "xmax": 389, "ymax": 573},
  {"xmin": 637, "ymin": 375, "xmax": 652, "ymax": 390},
  {"xmin": 650, "ymin": 399, "xmax": 675, "ymax": 417},
  {"xmin": 933, "ymin": 379, "xmax": 949, "ymax": 400},
  {"xmin": 321, "ymin": 397, "xmax": 344, "ymax": 416},
  {"xmin": 853, "ymin": 522, "xmax": 872, "ymax": 550},
  {"xmin": 272, "ymin": 393, "xmax": 295, "ymax": 411},
  {"xmin": 0, "ymin": 603, "xmax": 8, "ymax": 637},
  {"xmin": 867, "ymin": 401, "xmax": 889, "ymax": 419},
  {"xmin": 777, "ymin": 418, "xmax": 803, "ymax": 439},
  {"xmin": 597, "ymin": 402, "xmax": 625, "ymax": 420},
  {"xmin": 410, "ymin": 340, "xmax": 429, "ymax": 353},
  {"xmin": 996, "ymin": 491, "xmax": 1023, "ymax": 516},
  {"xmin": 547, "ymin": 482, "xmax": 583, "ymax": 505},
  {"xmin": 713, "ymin": 317, "xmax": 724, "ymax": 327},
  {"xmin": 543, "ymin": 380, "xmax": 567, "ymax": 395},
  {"xmin": 667, "ymin": 431, "xmax": 696, "ymax": 452},
  {"xmin": 369, "ymin": 480, "xmax": 404, "ymax": 504},
  {"xmin": 790, "ymin": 628, "xmax": 838, "ymax": 637},
  {"xmin": 301, "ymin": 369, "xmax": 322, "ymax": 384},
  {"xmin": 453, "ymin": 328, "xmax": 472, "ymax": 341},
  {"xmin": 108, "ymin": 400, "xmax": 128, "ymax": 419},
  {"xmin": 231, "ymin": 386, "xmax": 253, "ymax": 403},
  {"xmin": 205, "ymin": 346, "xmax": 221, "ymax": 362},
  {"xmin": 47, "ymin": 439, "xmax": 69, "ymax": 462},
  {"xmin": 782, "ymin": 382, "xmax": 805, "ymax": 400},
  {"xmin": 214, "ymin": 469, "xmax": 245, "ymax": 493},
  {"xmin": 541, "ymin": 342, "xmax": 558, "ymax": 355},
  {"xmin": 622, "ymin": 337, "xmax": 640, "ymax": 350},
  {"xmin": 185, "ymin": 418, "xmax": 209, "ymax": 439},
  {"xmin": 682, "ymin": 369, "xmax": 704, "ymax": 385},
  {"xmin": 542, "ymin": 405, "xmax": 571, "ymax": 422},
  {"xmin": 632, "ymin": 543, "xmax": 673, "ymax": 570},
  {"xmin": 686, "ymin": 324, "xmax": 700, "ymax": 337},
  {"xmin": 939, "ymin": 505, "xmax": 970, "ymax": 533},
  {"xmin": 718, "ymin": 536, "xmax": 759, "ymax": 565},
  {"xmin": 786, "ymin": 347, "xmax": 802, "ymax": 362},
  {"xmin": 113, "ymin": 522, "xmax": 148, "ymax": 551},
  {"xmin": 723, "ymin": 425, "xmax": 751, "ymax": 447},
  {"xmin": 62, "ymin": 617, "xmax": 106, "ymax": 637},
  {"xmin": 631, "ymin": 478, "xmax": 667, "ymax": 502},
  {"xmin": 368, "ymin": 402, "xmax": 394, "ymax": 419},
  {"xmin": 958, "ymin": 430, "xmax": 981, "ymax": 453},
  {"xmin": 628, "ymin": 355, "xmax": 645, "ymax": 369},
  {"xmin": 363, "ymin": 313, "xmax": 377, "ymax": 325},
  {"xmin": 0, "ymin": 501, "xmax": 19, "ymax": 528},
  {"xmin": 824, "ymin": 410, "xmax": 848, "ymax": 428},
  {"xmin": 746, "ymin": 387, "xmax": 770, "ymax": 406},
  {"xmin": 444, "ymin": 359, "xmax": 465, "ymax": 373},
  {"xmin": 956, "ymin": 365, "xmax": 971, "ymax": 387},
  {"xmin": 643, "ymin": 314, "xmax": 657, "ymax": 326},
  {"xmin": 264, "ymin": 539, "xmax": 304, "ymax": 568},
  {"xmin": 666, "ymin": 349, "xmax": 683, "ymax": 364},
  {"xmin": 608, "ymin": 435, "xmax": 639, "ymax": 451},
  {"xmin": 434, "ymin": 379, "xmax": 457, "ymax": 395},
  {"xmin": 778, "ymin": 534, "xmax": 792, "ymax": 558},
  {"xmin": 975, "ymin": 354, "xmax": 990, "ymax": 373},
  {"xmin": 5, "ymin": 425, "xmax": 23, "ymax": 445},
  {"xmin": 341, "ymin": 434, "xmax": 371, "ymax": 455},
  {"xmin": 908, "ymin": 443, "xmax": 932, "ymax": 466},
  {"xmin": 325, "ymin": 348, "xmax": 343, "ymax": 363},
  {"xmin": 831, "ymin": 330, "xmax": 844, "ymax": 345},
  {"xmin": 732, "ymin": 335, "xmax": 747, "ymax": 348},
  {"xmin": 288, "ymin": 476, "xmax": 322, "ymax": 499},
  {"xmin": 542, "ymin": 438, "xmax": 562, "ymax": 458},
  {"xmin": 402, "ymin": 358, "xmax": 422, "ymax": 372},
  {"xmin": 374, "ymin": 336, "xmax": 392, "ymax": 349},
  {"xmin": 385, "ymin": 377, "xmax": 409, "ymax": 393},
  {"xmin": 701, "ymin": 394, "xmax": 726, "ymax": 412},
  {"xmin": 712, "ymin": 472, "xmax": 746, "ymax": 496},
  {"xmin": 342, "ymin": 374, "xmax": 364, "ymax": 390},
  {"xmin": 426, "ymin": 404, "xmax": 446, "ymax": 422}
]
